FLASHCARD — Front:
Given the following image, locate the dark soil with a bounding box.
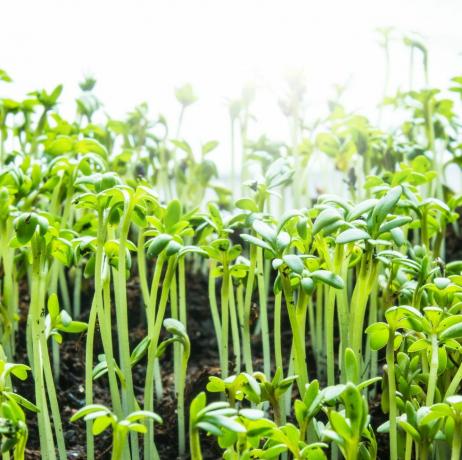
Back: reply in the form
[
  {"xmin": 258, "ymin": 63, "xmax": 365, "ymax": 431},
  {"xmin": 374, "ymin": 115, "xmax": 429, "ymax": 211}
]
[
  {"xmin": 13, "ymin": 265, "xmax": 390, "ymax": 459},
  {"xmin": 445, "ymin": 207, "xmax": 462, "ymax": 263}
]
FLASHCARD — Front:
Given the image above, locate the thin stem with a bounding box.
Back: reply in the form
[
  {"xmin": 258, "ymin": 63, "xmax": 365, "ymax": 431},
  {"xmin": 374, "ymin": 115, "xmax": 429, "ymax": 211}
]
[
  {"xmin": 228, "ymin": 282, "xmax": 241, "ymax": 374},
  {"xmin": 221, "ymin": 263, "xmax": 230, "ymax": 379},
  {"xmin": 190, "ymin": 428, "xmax": 202, "ymax": 460},
  {"xmin": 208, "ymin": 260, "xmax": 222, "ymax": 361},
  {"xmin": 242, "ymin": 246, "xmax": 257, "ymax": 374},
  {"xmin": 426, "ymin": 334, "xmax": 439, "ymax": 406},
  {"xmin": 386, "ymin": 329, "xmax": 398, "ymax": 460},
  {"xmin": 256, "ymin": 247, "xmax": 270, "ymax": 378},
  {"xmin": 144, "ymin": 257, "xmax": 176, "ymax": 459},
  {"xmin": 178, "ymin": 257, "xmax": 187, "ymax": 326},
  {"xmin": 114, "ymin": 210, "xmax": 139, "ymax": 460},
  {"xmin": 274, "ymin": 291, "xmax": 283, "ymax": 372},
  {"xmin": 73, "ymin": 265, "xmax": 82, "ymax": 318},
  {"xmin": 445, "ymin": 360, "xmax": 462, "ymax": 398},
  {"xmin": 281, "ymin": 274, "xmax": 308, "ymax": 397},
  {"xmin": 30, "ymin": 238, "xmax": 56, "ymax": 460},
  {"xmin": 451, "ymin": 421, "xmax": 462, "ymax": 460}
]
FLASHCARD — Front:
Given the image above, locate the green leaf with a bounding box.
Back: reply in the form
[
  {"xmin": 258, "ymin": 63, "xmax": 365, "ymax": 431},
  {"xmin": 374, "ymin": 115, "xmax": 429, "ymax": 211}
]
[
  {"xmin": 379, "ymin": 216, "xmax": 412, "ymax": 234},
  {"xmin": 312, "ymin": 208, "xmax": 342, "ymax": 235},
  {"xmin": 75, "ymin": 139, "xmax": 108, "ymax": 158},
  {"xmin": 347, "ymin": 199, "xmax": 378, "ymax": 221},
  {"xmin": 240, "ymin": 234, "xmax": 274, "ymax": 253},
  {"xmin": 202, "ymin": 140, "xmax": 219, "ymax": 155},
  {"xmin": 235, "ymin": 198, "xmax": 258, "ymax": 212},
  {"xmin": 370, "ymin": 186, "xmax": 402, "ymax": 228},
  {"xmin": 310, "ymin": 270, "xmax": 344, "ymax": 289},
  {"xmin": 61, "ymin": 321, "xmax": 88, "ymax": 334},
  {"xmin": 4, "ymin": 392, "xmax": 38, "ymax": 413},
  {"xmin": 6, "ymin": 364, "xmax": 31, "ymax": 381},
  {"xmin": 92, "ymin": 415, "xmax": 113, "ymax": 435},
  {"xmin": 165, "ymin": 200, "xmax": 181, "ymax": 230},
  {"xmin": 253, "ymin": 220, "xmax": 276, "ymax": 243},
  {"xmin": 260, "ymin": 444, "xmax": 288, "ymax": 458},
  {"xmin": 128, "ymin": 423, "xmax": 147, "ymax": 433},
  {"xmin": 329, "ymin": 410, "xmax": 352, "ymax": 439},
  {"xmin": 70, "ymin": 404, "xmax": 110, "ymax": 422},
  {"xmin": 336, "ymin": 228, "xmax": 370, "ymax": 244},
  {"xmin": 283, "ymin": 254, "xmax": 305, "ymax": 274},
  {"xmin": 125, "ymin": 410, "xmax": 162, "ymax": 424},
  {"xmin": 147, "ymin": 234, "xmax": 172, "ymax": 257},
  {"xmin": 47, "ymin": 293, "xmax": 60, "ymax": 319},
  {"xmin": 196, "ymin": 422, "xmax": 222, "ymax": 436},
  {"xmin": 46, "ymin": 136, "xmax": 73, "ymax": 155},
  {"xmin": 440, "ymin": 322, "xmax": 462, "ymax": 340},
  {"xmin": 51, "ymin": 238, "xmax": 73, "ymax": 266},
  {"xmin": 208, "ymin": 415, "xmax": 245, "ymax": 433},
  {"xmin": 301, "ymin": 277, "xmax": 315, "ymax": 295},
  {"xmin": 239, "ymin": 409, "xmax": 264, "ymax": 420},
  {"xmin": 344, "ymin": 348, "xmax": 359, "ymax": 384},
  {"xmin": 14, "ymin": 213, "xmax": 48, "ymax": 244},
  {"xmin": 365, "ymin": 322, "xmax": 389, "ymax": 350}
]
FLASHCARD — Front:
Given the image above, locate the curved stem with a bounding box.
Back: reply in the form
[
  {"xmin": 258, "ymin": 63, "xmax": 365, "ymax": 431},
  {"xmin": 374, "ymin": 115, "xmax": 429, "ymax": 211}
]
[
  {"xmin": 208, "ymin": 260, "xmax": 222, "ymax": 362},
  {"xmin": 445, "ymin": 360, "xmax": 462, "ymax": 398}
]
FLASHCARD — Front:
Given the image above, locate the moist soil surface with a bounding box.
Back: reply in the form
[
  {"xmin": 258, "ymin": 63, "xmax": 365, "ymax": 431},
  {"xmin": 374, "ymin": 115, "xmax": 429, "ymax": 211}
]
[{"xmin": 15, "ymin": 263, "xmax": 394, "ymax": 459}]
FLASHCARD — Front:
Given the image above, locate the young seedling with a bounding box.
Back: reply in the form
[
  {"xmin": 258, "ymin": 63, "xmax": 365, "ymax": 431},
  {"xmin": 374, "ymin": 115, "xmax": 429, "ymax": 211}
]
[
  {"xmin": 70, "ymin": 405, "xmax": 161, "ymax": 460},
  {"xmin": 189, "ymin": 392, "xmax": 244, "ymax": 460},
  {"xmin": 157, "ymin": 318, "xmax": 190, "ymax": 457}
]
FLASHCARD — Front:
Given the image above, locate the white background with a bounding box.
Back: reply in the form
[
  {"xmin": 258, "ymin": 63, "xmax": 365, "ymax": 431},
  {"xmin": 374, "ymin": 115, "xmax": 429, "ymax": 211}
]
[{"xmin": 1, "ymin": 0, "xmax": 461, "ymax": 184}]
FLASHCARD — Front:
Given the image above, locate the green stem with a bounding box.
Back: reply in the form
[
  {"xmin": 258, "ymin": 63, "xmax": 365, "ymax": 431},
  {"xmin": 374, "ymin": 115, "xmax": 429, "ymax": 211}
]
[
  {"xmin": 386, "ymin": 329, "xmax": 398, "ymax": 460},
  {"xmin": 178, "ymin": 257, "xmax": 187, "ymax": 326},
  {"xmin": 148, "ymin": 255, "xmax": 165, "ymax": 402},
  {"xmin": 73, "ymin": 265, "xmax": 82, "ymax": 318},
  {"xmin": 115, "ymin": 210, "xmax": 139, "ymax": 460},
  {"xmin": 178, "ymin": 340, "xmax": 190, "ymax": 457},
  {"xmin": 256, "ymin": 247, "xmax": 270, "ymax": 377},
  {"xmin": 111, "ymin": 429, "xmax": 126, "ymax": 460},
  {"xmin": 445, "ymin": 360, "xmax": 462, "ymax": 398},
  {"xmin": 315, "ymin": 284, "xmax": 324, "ymax": 379},
  {"xmin": 274, "ymin": 291, "xmax": 283, "ymax": 372},
  {"xmin": 85, "ymin": 211, "xmax": 106, "ymax": 460},
  {"xmin": 228, "ymin": 282, "xmax": 241, "ymax": 374},
  {"xmin": 190, "ymin": 428, "xmax": 202, "ymax": 460},
  {"xmin": 349, "ymin": 251, "xmax": 377, "ymax": 360},
  {"xmin": 102, "ymin": 266, "xmax": 123, "ymax": 416},
  {"xmin": 144, "ymin": 257, "xmax": 176, "ymax": 459},
  {"xmin": 426, "ymin": 334, "xmax": 439, "ymax": 406},
  {"xmin": 137, "ymin": 230, "xmax": 150, "ymax": 309},
  {"xmin": 281, "ymin": 274, "xmax": 308, "ymax": 397},
  {"xmin": 451, "ymin": 421, "xmax": 462, "ymax": 460},
  {"xmin": 242, "ymin": 246, "xmax": 257, "ymax": 374},
  {"xmin": 41, "ymin": 336, "xmax": 67, "ymax": 460},
  {"xmin": 366, "ymin": 278, "xmax": 378, "ymax": 382},
  {"xmin": 208, "ymin": 260, "xmax": 222, "ymax": 362},
  {"xmin": 221, "ymin": 263, "xmax": 230, "ymax": 378},
  {"xmin": 30, "ymin": 239, "xmax": 56, "ymax": 460},
  {"xmin": 405, "ymin": 432, "xmax": 412, "ymax": 460}
]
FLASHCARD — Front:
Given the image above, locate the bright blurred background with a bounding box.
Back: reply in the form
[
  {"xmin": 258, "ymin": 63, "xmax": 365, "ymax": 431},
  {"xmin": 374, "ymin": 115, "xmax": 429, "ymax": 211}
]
[{"xmin": 1, "ymin": 0, "xmax": 461, "ymax": 190}]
